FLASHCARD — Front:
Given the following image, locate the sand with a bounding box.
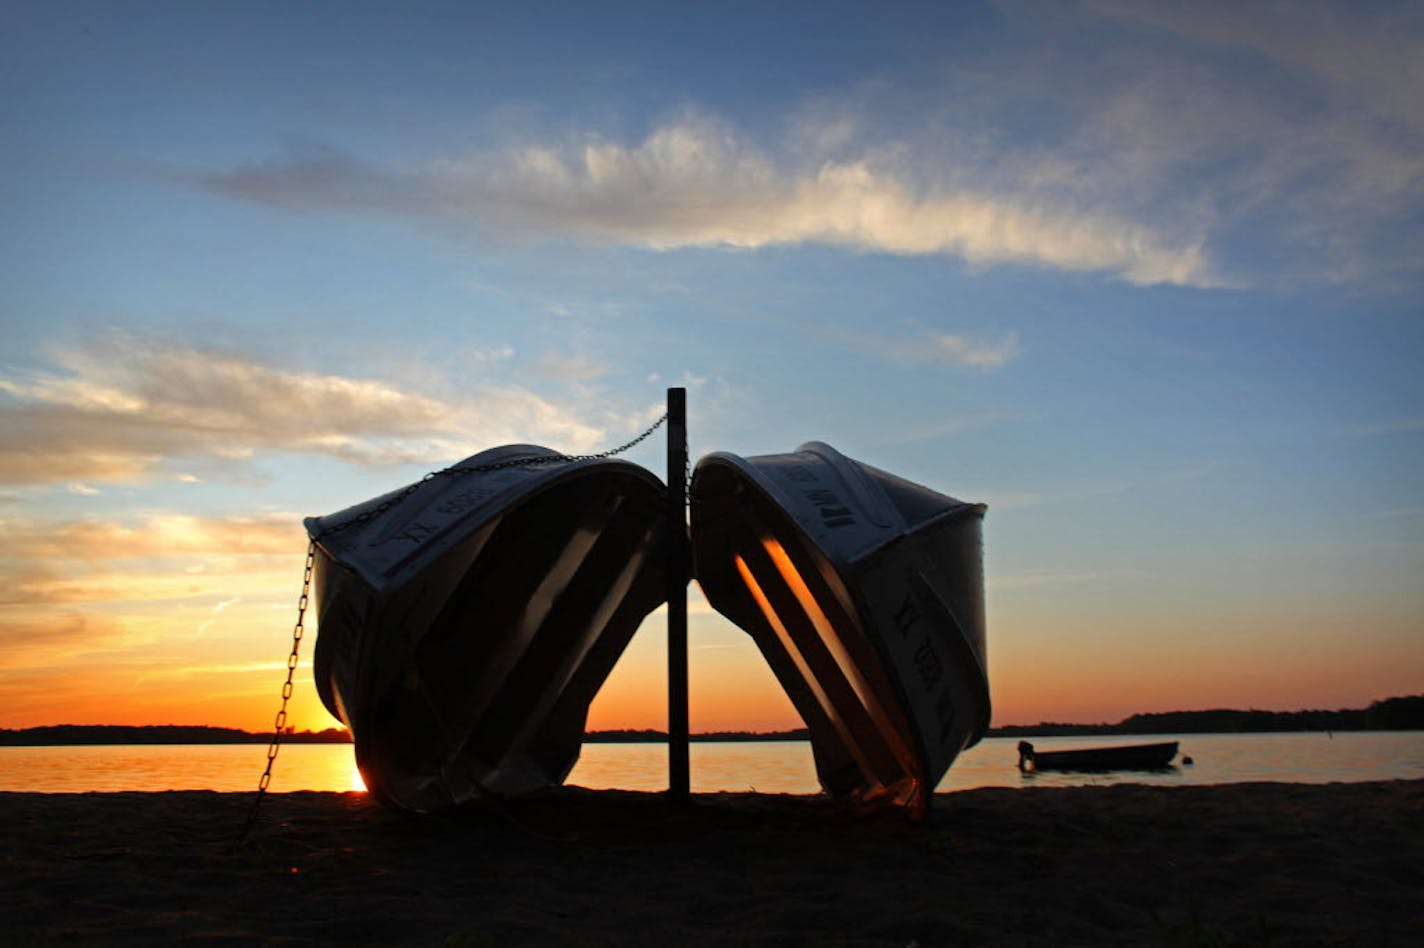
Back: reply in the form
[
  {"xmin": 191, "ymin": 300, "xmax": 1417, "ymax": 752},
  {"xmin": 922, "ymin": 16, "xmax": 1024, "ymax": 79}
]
[{"xmin": 2, "ymin": 780, "xmax": 1419, "ymax": 946}]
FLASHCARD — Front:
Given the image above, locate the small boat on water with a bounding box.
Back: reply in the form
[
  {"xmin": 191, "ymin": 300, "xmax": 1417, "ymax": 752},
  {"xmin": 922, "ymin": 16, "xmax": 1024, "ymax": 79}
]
[
  {"xmin": 1017, "ymin": 740, "xmax": 1179, "ymax": 772},
  {"xmin": 307, "ymin": 445, "xmax": 671, "ymax": 812},
  {"xmin": 692, "ymin": 442, "xmax": 990, "ymax": 818}
]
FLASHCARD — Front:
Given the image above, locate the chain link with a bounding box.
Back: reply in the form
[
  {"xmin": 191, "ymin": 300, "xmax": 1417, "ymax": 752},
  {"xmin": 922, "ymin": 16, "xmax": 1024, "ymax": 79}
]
[
  {"xmin": 684, "ymin": 449, "xmax": 694, "ymax": 511},
  {"xmin": 237, "ymin": 414, "xmax": 669, "ymax": 843},
  {"xmin": 238, "ymin": 541, "xmax": 314, "ymax": 843}
]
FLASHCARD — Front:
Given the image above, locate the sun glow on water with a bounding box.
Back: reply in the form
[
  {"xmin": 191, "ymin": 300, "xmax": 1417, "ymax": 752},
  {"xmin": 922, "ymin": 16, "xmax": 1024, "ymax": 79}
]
[{"xmin": 0, "ymin": 734, "xmax": 1421, "ymax": 793}]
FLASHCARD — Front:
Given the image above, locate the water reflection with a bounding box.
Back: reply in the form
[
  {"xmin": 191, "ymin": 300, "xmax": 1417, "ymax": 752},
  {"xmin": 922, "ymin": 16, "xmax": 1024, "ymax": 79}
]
[{"xmin": 0, "ymin": 731, "xmax": 1420, "ymax": 793}]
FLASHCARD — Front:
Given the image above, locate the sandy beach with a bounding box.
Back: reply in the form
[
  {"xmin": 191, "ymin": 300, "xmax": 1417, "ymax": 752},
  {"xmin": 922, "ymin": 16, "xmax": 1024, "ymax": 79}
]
[{"xmin": 2, "ymin": 780, "xmax": 1419, "ymax": 946}]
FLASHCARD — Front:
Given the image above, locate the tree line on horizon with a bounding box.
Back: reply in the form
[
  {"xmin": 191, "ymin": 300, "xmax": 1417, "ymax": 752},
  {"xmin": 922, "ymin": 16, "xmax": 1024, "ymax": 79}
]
[
  {"xmin": 0, "ymin": 724, "xmax": 354, "ymax": 746},
  {"xmin": 2, "ymin": 695, "xmax": 1419, "ymax": 745},
  {"xmin": 988, "ymin": 695, "xmax": 1424, "ymax": 736}
]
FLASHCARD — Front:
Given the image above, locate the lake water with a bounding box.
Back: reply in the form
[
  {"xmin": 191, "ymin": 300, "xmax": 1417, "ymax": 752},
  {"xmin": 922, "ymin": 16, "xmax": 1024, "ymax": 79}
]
[{"xmin": 1, "ymin": 731, "xmax": 1420, "ymax": 794}]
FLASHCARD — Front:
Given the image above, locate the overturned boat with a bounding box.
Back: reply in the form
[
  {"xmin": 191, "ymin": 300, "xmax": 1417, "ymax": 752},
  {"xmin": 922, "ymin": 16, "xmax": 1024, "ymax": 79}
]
[
  {"xmin": 1017, "ymin": 740, "xmax": 1179, "ymax": 773},
  {"xmin": 691, "ymin": 442, "xmax": 990, "ymax": 817},
  {"xmin": 307, "ymin": 446, "xmax": 670, "ymax": 812}
]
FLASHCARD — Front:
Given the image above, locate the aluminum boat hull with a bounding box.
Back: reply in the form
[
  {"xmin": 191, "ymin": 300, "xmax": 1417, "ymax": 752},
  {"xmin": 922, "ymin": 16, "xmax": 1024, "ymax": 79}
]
[
  {"xmin": 691, "ymin": 442, "xmax": 989, "ymax": 816},
  {"xmin": 307, "ymin": 446, "xmax": 669, "ymax": 812}
]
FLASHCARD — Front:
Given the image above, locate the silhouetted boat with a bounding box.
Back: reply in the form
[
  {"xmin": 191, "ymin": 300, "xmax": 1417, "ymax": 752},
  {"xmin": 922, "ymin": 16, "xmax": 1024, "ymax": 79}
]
[
  {"xmin": 692, "ymin": 442, "xmax": 989, "ymax": 818},
  {"xmin": 1017, "ymin": 740, "xmax": 1179, "ymax": 772},
  {"xmin": 307, "ymin": 446, "xmax": 670, "ymax": 812}
]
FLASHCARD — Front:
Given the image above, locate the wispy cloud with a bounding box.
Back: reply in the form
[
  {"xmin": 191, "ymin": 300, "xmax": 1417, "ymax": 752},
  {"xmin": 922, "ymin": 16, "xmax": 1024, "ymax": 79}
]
[
  {"xmin": 534, "ymin": 352, "xmax": 610, "ymax": 383},
  {"xmin": 867, "ymin": 410, "xmax": 1015, "ymax": 447},
  {"xmin": 1337, "ymin": 417, "xmax": 1424, "ymax": 438},
  {"xmin": 1157, "ymin": 458, "xmax": 1236, "ymax": 483},
  {"xmin": 198, "ymin": 119, "xmax": 1220, "ymax": 287},
  {"xmin": 989, "ymin": 570, "xmax": 1113, "ymax": 591},
  {"xmin": 1008, "ymin": 0, "xmax": 1424, "ymax": 286},
  {"xmin": 151, "ymin": 2, "xmax": 1421, "ymax": 292},
  {"xmin": 0, "ymin": 555, "xmax": 295, "ymax": 609},
  {"xmin": 779, "ymin": 314, "xmax": 1023, "ymax": 374},
  {"xmin": 1360, "ymin": 507, "xmax": 1424, "ymax": 521},
  {"xmin": 1084, "ymin": 0, "xmax": 1424, "ymax": 130},
  {"xmin": 0, "ymin": 512, "xmax": 309, "ymax": 681},
  {"xmin": 0, "ymin": 513, "xmax": 300, "ymax": 561},
  {"xmin": 469, "ymin": 344, "xmax": 516, "ymax": 364},
  {"xmin": 0, "ymin": 333, "xmax": 628, "ymax": 486},
  {"xmin": 852, "ymin": 330, "xmax": 1022, "ymax": 371},
  {"xmin": 0, "ymin": 613, "xmax": 127, "ymax": 671},
  {"xmin": 131, "ymin": 661, "xmax": 290, "ymax": 681},
  {"xmin": 971, "ymin": 481, "xmax": 1128, "ymax": 511}
]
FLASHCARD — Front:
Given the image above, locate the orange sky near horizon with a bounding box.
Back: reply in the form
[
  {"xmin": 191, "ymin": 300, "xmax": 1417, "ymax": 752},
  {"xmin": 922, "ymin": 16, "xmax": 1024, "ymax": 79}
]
[
  {"xmin": 0, "ymin": 443, "xmax": 1416, "ymax": 736},
  {"xmin": 2, "ymin": 562, "xmax": 1417, "ymax": 735}
]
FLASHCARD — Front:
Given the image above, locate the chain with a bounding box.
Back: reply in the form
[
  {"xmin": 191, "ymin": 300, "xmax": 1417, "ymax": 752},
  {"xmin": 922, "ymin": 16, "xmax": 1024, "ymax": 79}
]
[
  {"xmin": 236, "ymin": 414, "xmax": 668, "ymax": 843},
  {"xmin": 238, "ymin": 541, "xmax": 314, "ymax": 844},
  {"xmin": 684, "ymin": 447, "xmax": 694, "ymax": 511}
]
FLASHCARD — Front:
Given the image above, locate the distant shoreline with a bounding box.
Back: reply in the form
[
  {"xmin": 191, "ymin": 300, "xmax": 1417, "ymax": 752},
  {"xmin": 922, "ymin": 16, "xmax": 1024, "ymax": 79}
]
[{"xmin": 3, "ymin": 694, "xmax": 1419, "ymax": 746}]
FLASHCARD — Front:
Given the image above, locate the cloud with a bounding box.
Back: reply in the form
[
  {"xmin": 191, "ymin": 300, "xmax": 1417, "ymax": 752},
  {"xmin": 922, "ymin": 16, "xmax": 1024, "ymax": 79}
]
[
  {"xmin": 199, "ymin": 120, "xmax": 1219, "ymax": 287},
  {"xmin": 989, "ymin": 570, "xmax": 1112, "ymax": 591},
  {"xmin": 821, "ymin": 327, "xmax": 1021, "ymax": 372},
  {"xmin": 534, "ymin": 352, "xmax": 610, "ymax": 383},
  {"xmin": 130, "ymin": 661, "xmax": 290, "ymax": 681},
  {"xmin": 0, "ymin": 613, "xmax": 127, "ymax": 671},
  {"xmin": 1009, "ymin": 0, "xmax": 1424, "ymax": 286},
  {"xmin": 0, "ymin": 529, "xmax": 311, "ymax": 684},
  {"xmin": 185, "ymin": 3, "xmax": 1423, "ymax": 291},
  {"xmin": 1337, "ymin": 417, "xmax": 1424, "ymax": 438},
  {"xmin": 867, "ymin": 411, "xmax": 1013, "ymax": 447},
  {"xmin": 469, "ymin": 344, "xmax": 517, "ymax": 364},
  {"xmin": 912, "ymin": 332, "xmax": 1022, "ymax": 371},
  {"xmin": 0, "ymin": 510, "xmax": 319, "ymax": 704},
  {"xmin": 0, "ymin": 334, "xmax": 618, "ymax": 486},
  {"xmin": 0, "ymin": 513, "xmax": 300, "ymax": 561},
  {"xmin": 1360, "ymin": 507, "xmax": 1424, "ymax": 521},
  {"xmin": 1083, "ymin": 0, "xmax": 1424, "ymax": 130},
  {"xmin": 970, "ymin": 481, "xmax": 1127, "ymax": 511}
]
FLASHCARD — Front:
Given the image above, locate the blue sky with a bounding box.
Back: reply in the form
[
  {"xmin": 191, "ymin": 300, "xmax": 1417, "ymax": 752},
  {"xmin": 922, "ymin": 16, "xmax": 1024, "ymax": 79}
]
[{"xmin": 1, "ymin": 1, "xmax": 1420, "ymax": 730}]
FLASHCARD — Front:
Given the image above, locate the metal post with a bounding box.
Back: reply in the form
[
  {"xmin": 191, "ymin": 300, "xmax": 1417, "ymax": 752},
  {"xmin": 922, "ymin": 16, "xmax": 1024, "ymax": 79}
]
[{"xmin": 666, "ymin": 387, "xmax": 690, "ymax": 802}]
